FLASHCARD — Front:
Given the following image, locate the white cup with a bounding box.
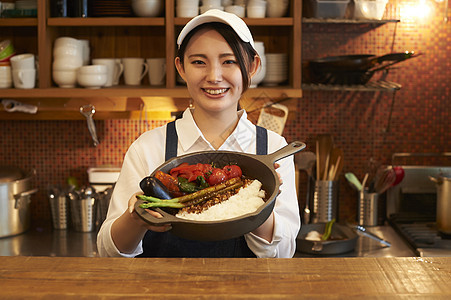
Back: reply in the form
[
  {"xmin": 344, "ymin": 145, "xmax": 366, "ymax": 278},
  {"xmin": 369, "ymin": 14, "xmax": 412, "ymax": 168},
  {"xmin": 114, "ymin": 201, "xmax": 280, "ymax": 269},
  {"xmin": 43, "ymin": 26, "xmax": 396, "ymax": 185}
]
[
  {"xmin": 122, "ymin": 58, "xmax": 148, "ymax": 86},
  {"xmin": 12, "ymin": 69, "xmax": 36, "ymax": 89},
  {"xmin": 92, "ymin": 58, "xmax": 124, "ymax": 87},
  {"xmin": 79, "ymin": 39, "xmax": 90, "ymax": 65},
  {"xmin": 10, "ymin": 53, "xmax": 35, "ymax": 70},
  {"xmin": 146, "ymin": 58, "xmax": 166, "ymax": 86},
  {"xmin": 0, "ymin": 65, "xmax": 13, "ymax": 88},
  {"xmin": 113, "ymin": 58, "xmax": 123, "ymax": 85}
]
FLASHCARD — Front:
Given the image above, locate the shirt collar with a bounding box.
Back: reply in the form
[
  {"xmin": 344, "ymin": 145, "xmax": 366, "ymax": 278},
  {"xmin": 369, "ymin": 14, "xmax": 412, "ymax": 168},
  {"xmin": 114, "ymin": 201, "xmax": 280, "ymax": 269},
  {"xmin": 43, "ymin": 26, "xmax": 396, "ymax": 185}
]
[{"xmin": 176, "ymin": 108, "xmax": 256, "ymax": 153}]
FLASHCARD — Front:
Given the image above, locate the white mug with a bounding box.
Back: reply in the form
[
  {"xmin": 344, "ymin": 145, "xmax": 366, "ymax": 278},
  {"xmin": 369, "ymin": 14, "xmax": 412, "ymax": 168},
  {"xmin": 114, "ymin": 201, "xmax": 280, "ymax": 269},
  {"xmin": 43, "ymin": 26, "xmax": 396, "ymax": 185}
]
[
  {"xmin": 92, "ymin": 58, "xmax": 124, "ymax": 87},
  {"xmin": 79, "ymin": 39, "xmax": 90, "ymax": 65},
  {"xmin": 146, "ymin": 58, "xmax": 166, "ymax": 86},
  {"xmin": 0, "ymin": 65, "xmax": 13, "ymax": 88},
  {"xmin": 113, "ymin": 58, "xmax": 123, "ymax": 85},
  {"xmin": 12, "ymin": 69, "xmax": 36, "ymax": 89},
  {"xmin": 122, "ymin": 58, "xmax": 148, "ymax": 86},
  {"xmin": 10, "ymin": 53, "xmax": 36, "ymax": 70}
]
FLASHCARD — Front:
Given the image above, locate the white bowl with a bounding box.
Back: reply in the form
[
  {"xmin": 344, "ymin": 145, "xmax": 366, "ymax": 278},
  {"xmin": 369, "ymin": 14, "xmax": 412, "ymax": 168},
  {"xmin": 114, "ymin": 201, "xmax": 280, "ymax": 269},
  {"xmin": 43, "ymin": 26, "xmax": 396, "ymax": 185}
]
[
  {"xmin": 225, "ymin": 5, "xmax": 245, "ymax": 17},
  {"xmin": 54, "ymin": 37, "xmax": 82, "ymax": 50},
  {"xmin": 78, "ymin": 64, "xmax": 108, "ymax": 74},
  {"xmin": 247, "ymin": 5, "xmax": 266, "ymax": 18},
  {"xmin": 53, "ymin": 45, "xmax": 83, "ymax": 58},
  {"xmin": 53, "ymin": 69, "xmax": 77, "ymax": 88},
  {"xmin": 77, "ymin": 67, "xmax": 107, "ymax": 89},
  {"xmin": 354, "ymin": 0, "xmax": 388, "ymax": 20},
  {"xmin": 200, "ymin": 5, "xmax": 223, "ymax": 14},
  {"xmin": 267, "ymin": 0, "xmax": 289, "ymax": 17},
  {"xmin": 176, "ymin": 5, "xmax": 199, "ymax": 17},
  {"xmin": 132, "ymin": 0, "xmax": 163, "ymax": 17},
  {"xmin": 53, "ymin": 57, "xmax": 83, "ymax": 70}
]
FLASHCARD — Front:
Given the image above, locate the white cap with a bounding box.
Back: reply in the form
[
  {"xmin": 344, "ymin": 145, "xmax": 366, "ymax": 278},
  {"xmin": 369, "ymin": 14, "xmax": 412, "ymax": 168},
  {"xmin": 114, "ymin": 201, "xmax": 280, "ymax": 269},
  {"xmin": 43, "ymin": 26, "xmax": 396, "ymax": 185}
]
[{"xmin": 177, "ymin": 9, "xmax": 255, "ymax": 50}]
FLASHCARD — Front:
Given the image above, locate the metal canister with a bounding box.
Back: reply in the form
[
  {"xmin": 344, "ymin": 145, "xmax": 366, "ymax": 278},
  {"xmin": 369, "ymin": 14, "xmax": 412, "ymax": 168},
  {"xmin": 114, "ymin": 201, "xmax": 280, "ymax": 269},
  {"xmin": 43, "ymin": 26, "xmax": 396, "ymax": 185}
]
[
  {"xmin": 430, "ymin": 176, "xmax": 451, "ymax": 234},
  {"xmin": 311, "ymin": 180, "xmax": 339, "ymax": 223}
]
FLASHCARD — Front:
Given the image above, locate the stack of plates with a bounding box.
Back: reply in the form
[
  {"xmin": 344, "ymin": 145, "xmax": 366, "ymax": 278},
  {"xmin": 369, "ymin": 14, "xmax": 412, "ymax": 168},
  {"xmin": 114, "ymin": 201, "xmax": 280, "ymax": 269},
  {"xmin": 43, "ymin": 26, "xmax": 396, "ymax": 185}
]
[
  {"xmin": 90, "ymin": 0, "xmax": 133, "ymax": 17},
  {"xmin": 15, "ymin": 0, "xmax": 37, "ymax": 10},
  {"xmin": 262, "ymin": 53, "xmax": 288, "ymax": 86}
]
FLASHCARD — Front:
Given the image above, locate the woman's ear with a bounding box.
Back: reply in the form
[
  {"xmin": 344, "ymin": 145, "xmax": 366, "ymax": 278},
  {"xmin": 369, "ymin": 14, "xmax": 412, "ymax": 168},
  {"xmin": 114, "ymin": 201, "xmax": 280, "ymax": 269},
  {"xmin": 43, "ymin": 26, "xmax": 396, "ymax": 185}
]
[
  {"xmin": 249, "ymin": 55, "xmax": 261, "ymax": 79},
  {"xmin": 175, "ymin": 57, "xmax": 187, "ymax": 83}
]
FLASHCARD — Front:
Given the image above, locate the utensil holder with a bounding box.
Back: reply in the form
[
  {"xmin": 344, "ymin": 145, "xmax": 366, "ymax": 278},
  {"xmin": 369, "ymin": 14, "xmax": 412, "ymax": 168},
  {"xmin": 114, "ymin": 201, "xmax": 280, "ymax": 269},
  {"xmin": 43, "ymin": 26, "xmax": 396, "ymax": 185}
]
[
  {"xmin": 312, "ymin": 180, "xmax": 339, "ymax": 223},
  {"xmin": 357, "ymin": 190, "xmax": 378, "ymax": 226},
  {"xmin": 70, "ymin": 197, "xmax": 97, "ymax": 232},
  {"xmin": 49, "ymin": 194, "xmax": 68, "ymax": 230}
]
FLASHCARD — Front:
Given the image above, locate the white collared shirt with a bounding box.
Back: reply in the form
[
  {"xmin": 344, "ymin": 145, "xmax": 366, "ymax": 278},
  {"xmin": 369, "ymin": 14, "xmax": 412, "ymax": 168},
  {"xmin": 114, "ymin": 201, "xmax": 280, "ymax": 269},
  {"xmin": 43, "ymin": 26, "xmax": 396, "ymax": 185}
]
[{"xmin": 97, "ymin": 108, "xmax": 300, "ymax": 258}]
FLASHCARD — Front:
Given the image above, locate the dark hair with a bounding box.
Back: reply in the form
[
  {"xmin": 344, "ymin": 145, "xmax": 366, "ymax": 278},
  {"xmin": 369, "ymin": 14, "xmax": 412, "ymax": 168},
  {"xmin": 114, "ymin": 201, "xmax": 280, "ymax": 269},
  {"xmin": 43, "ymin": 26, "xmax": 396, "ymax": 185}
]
[{"xmin": 176, "ymin": 22, "xmax": 257, "ymax": 94}]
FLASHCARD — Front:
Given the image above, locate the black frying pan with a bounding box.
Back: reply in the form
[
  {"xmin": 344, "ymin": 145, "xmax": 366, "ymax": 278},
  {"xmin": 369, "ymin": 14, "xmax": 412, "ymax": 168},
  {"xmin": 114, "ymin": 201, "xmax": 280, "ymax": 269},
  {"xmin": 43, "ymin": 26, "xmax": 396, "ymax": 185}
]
[
  {"xmin": 296, "ymin": 223, "xmax": 358, "ymax": 255},
  {"xmin": 305, "ymin": 52, "xmax": 419, "ymax": 85},
  {"xmin": 308, "ymin": 52, "xmax": 415, "ymax": 72},
  {"xmin": 135, "ymin": 141, "xmax": 306, "ymax": 241}
]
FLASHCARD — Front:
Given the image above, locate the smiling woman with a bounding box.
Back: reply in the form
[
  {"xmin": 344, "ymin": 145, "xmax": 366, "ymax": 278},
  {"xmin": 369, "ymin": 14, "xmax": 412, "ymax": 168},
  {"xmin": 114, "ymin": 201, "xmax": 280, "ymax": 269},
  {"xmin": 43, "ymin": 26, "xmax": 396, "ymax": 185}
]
[{"xmin": 96, "ymin": 9, "xmax": 301, "ymax": 259}]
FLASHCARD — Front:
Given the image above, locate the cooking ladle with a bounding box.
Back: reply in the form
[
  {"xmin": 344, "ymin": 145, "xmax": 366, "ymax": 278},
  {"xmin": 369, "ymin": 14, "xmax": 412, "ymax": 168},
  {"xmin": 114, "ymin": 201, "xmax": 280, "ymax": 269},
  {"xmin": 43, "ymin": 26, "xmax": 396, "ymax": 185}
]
[{"xmin": 80, "ymin": 104, "xmax": 100, "ymax": 147}]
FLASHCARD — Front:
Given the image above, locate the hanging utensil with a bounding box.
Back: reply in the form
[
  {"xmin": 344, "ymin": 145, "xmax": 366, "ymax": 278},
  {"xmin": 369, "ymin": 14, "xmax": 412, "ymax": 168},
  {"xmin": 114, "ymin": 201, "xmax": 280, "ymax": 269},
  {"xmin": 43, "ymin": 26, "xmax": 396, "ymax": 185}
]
[
  {"xmin": 80, "ymin": 104, "xmax": 100, "ymax": 147},
  {"xmin": 256, "ymin": 102, "xmax": 289, "ymax": 135}
]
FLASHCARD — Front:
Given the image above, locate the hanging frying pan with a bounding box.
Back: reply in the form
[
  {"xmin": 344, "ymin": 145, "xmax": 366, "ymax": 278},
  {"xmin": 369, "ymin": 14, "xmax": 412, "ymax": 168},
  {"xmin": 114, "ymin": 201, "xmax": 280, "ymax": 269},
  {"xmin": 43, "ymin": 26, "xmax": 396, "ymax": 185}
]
[
  {"xmin": 305, "ymin": 51, "xmax": 420, "ymax": 85},
  {"xmin": 135, "ymin": 141, "xmax": 306, "ymax": 241}
]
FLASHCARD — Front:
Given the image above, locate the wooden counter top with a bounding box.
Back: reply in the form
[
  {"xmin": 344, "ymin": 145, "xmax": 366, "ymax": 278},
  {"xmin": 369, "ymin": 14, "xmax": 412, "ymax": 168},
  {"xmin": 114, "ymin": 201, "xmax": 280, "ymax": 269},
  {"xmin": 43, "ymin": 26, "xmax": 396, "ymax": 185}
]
[{"xmin": 1, "ymin": 257, "xmax": 450, "ymax": 298}]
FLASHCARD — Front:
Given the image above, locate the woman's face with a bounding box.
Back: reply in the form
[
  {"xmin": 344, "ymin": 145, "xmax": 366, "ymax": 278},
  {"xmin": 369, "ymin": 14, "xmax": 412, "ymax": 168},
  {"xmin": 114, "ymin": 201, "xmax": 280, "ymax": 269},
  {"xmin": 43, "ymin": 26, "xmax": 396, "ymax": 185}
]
[{"xmin": 176, "ymin": 28, "xmax": 253, "ymax": 115}]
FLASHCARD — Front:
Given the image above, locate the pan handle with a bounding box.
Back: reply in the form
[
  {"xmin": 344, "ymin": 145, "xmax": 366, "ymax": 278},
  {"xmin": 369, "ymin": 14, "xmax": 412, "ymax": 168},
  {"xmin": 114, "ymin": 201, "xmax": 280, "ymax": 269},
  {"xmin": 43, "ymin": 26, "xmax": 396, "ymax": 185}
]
[
  {"xmin": 375, "ymin": 51, "xmax": 416, "ymax": 64},
  {"xmin": 264, "ymin": 141, "xmax": 306, "ymax": 164},
  {"xmin": 134, "ymin": 201, "xmax": 182, "ymax": 226}
]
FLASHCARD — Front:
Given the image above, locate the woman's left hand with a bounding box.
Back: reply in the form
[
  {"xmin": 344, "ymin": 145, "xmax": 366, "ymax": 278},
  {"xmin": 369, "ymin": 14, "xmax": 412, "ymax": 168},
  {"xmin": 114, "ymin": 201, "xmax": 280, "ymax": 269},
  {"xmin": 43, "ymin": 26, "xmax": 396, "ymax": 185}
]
[{"xmin": 274, "ymin": 163, "xmax": 283, "ymax": 185}]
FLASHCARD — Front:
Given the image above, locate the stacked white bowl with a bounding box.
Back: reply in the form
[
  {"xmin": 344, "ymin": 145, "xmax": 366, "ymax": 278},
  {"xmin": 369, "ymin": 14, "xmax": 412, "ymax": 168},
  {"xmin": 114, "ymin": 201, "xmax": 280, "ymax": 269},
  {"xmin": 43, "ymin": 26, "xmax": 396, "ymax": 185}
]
[
  {"xmin": 52, "ymin": 37, "xmax": 84, "ymax": 88},
  {"xmin": 266, "ymin": 0, "xmax": 289, "ymax": 17},
  {"xmin": 200, "ymin": 0, "xmax": 224, "ymax": 14},
  {"xmin": 132, "ymin": 0, "xmax": 164, "ymax": 17},
  {"xmin": 77, "ymin": 65, "xmax": 108, "ymax": 89},
  {"xmin": 176, "ymin": 0, "xmax": 199, "ymax": 17},
  {"xmin": 262, "ymin": 53, "xmax": 288, "ymax": 86},
  {"xmin": 250, "ymin": 41, "xmax": 266, "ymax": 88},
  {"xmin": 247, "ymin": 0, "xmax": 266, "ymax": 18}
]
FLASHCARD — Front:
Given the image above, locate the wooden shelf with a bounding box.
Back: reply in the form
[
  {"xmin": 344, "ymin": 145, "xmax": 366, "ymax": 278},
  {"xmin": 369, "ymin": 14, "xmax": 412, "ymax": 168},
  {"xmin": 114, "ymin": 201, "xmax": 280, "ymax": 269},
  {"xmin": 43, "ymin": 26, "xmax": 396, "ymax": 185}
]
[
  {"xmin": 0, "ymin": 0, "xmax": 303, "ymax": 119},
  {"xmin": 47, "ymin": 17, "xmax": 165, "ymax": 26},
  {"xmin": 0, "ymin": 87, "xmax": 302, "ymax": 99},
  {"xmin": 0, "ymin": 18, "xmax": 37, "ymax": 26}
]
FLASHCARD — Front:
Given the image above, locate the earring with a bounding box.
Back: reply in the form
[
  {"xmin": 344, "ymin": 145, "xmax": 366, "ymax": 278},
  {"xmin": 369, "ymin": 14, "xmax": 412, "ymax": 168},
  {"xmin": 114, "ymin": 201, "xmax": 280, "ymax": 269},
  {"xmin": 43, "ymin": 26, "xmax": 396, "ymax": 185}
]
[{"xmin": 189, "ymin": 99, "xmax": 195, "ymax": 109}]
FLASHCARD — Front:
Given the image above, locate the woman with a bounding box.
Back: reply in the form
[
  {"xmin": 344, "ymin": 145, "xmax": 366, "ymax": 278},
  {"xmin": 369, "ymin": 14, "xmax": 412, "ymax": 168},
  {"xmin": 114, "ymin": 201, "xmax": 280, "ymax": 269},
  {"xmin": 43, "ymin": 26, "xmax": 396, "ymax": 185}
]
[{"xmin": 97, "ymin": 9, "xmax": 300, "ymax": 258}]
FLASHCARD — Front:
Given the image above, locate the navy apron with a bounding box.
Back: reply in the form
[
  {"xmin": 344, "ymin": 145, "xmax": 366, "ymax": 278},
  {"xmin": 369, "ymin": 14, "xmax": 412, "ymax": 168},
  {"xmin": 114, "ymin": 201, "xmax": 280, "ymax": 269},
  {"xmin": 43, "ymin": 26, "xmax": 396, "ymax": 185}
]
[{"xmin": 138, "ymin": 120, "xmax": 267, "ymax": 258}]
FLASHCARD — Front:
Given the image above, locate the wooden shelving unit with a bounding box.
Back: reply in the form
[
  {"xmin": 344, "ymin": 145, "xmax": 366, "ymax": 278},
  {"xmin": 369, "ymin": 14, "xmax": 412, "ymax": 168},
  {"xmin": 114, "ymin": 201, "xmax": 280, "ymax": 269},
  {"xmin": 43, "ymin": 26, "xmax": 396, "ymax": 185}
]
[{"xmin": 0, "ymin": 0, "xmax": 303, "ymax": 120}]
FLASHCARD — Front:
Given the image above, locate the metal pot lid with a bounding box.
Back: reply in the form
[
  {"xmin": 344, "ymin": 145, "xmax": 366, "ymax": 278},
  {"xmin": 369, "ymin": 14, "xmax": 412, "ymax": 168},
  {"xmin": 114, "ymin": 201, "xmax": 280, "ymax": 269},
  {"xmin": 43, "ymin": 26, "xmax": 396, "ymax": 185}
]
[{"xmin": 0, "ymin": 166, "xmax": 25, "ymax": 182}]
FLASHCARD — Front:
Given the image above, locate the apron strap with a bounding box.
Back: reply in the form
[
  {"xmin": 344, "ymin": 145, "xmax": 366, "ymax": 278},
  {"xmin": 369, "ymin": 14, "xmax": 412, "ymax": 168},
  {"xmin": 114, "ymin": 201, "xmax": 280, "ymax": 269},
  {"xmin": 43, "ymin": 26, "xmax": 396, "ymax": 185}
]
[
  {"xmin": 255, "ymin": 125, "xmax": 268, "ymax": 155},
  {"xmin": 165, "ymin": 121, "xmax": 178, "ymax": 161},
  {"xmin": 165, "ymin": 121, "xmax": 268, "ymax": 160}
]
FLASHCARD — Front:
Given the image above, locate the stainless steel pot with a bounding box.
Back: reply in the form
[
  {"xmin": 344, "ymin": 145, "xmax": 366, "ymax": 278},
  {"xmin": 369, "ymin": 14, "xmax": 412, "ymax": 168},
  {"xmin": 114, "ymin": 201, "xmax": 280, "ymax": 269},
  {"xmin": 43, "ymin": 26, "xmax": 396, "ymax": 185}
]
[
  {"xmin": 0, "ymin": 166, "xmax": 37, "ymax": 238},
  {"xmin": 430, "ymin": 176, "xmax": 451, "ymax": 234}
]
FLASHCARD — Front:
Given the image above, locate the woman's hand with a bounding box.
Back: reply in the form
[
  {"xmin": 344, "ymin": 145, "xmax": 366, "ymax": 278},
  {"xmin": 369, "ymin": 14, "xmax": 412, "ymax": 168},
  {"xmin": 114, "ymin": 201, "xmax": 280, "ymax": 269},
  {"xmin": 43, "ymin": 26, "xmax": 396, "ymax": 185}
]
[
  {"xmin": 128, "ymin": 192, "xmax": 172, "ymax": 233},
  {"xmin": 274, "ymin": 163, "xmax": 283, "ymax": 185}
]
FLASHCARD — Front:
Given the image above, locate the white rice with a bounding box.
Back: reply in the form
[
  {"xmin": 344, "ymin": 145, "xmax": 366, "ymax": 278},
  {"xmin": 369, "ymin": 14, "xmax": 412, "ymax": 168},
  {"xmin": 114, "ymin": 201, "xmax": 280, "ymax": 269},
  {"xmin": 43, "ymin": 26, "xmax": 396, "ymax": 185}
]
[{"xmin": 176, "ymin": 180, "xmax": 266, "ymax": 221}]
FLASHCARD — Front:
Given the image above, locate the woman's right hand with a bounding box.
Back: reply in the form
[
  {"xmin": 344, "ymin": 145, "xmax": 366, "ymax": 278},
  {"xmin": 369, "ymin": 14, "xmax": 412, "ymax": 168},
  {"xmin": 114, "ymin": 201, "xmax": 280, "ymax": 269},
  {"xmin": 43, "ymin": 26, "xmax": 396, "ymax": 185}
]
[{"xmin": 128, "ymin": 192, "xmax": 172, "ymax": 232}]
